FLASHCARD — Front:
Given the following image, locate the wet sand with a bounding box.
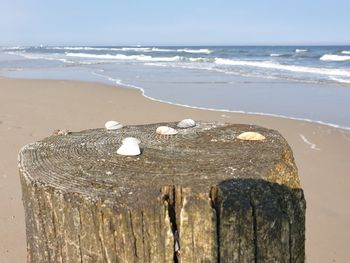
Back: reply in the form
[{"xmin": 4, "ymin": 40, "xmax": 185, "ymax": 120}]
[{"xmin": 0, "ymin": 77, "xmax": 349, "ymax": 262}]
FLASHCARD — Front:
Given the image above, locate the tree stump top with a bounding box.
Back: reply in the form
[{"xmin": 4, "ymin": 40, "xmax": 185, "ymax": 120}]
[
  {"xmin": 19, "ymin": 122, "xmax": 305, "ymax": 262},
  {"xmin": 18, "ymin": 122, "xmax": 300, "ymax": 208}
]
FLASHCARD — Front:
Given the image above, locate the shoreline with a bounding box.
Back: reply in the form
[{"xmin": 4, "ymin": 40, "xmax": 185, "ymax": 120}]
[
  {"xmin": 4, "ymin": 74, "xmax": 350, "ymax": 132},
  {"xmin": 1, "ymin": 77, "xmax": 350, "ymax": 262},
  {"xmin": 136, "ymin": 83, "xmax": 350, "ymax": 132}
]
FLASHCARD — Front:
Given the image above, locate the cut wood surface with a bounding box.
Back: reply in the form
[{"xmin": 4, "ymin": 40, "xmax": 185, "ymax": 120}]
[{"xmin": 18, "ymin": 122, "xmax": 305, "ymax": 263}]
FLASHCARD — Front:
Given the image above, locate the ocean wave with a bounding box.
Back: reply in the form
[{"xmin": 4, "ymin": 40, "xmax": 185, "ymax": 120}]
[
  {"xmin": 2, "ymin": 46, "xmax": 25, "ymax": 51},
  {"xmin": 51, "ymin": 46, "xmax": 116, "ymax": 51},
  {"xmin": 15, "ymin": 46, "xmax": 214, "ymax": 54},
  {"xmin": 270, "ymin": 53, "xmax": 291, "ymax": 57},
  {"xmin": 189, "ymin": 57, "xmax": 212, "ymax": 62},
  {"xmin": 65, "ymin": 52, "xmax": 184, "ymax": 62},
  {"xmin": 151, "ymin": 47, "xmax": 172, "ymax": 52},
  {"xmin": 341, "ymin": 51, "xmax": 350, "ymax": 54},
  {"xmin": 143, "ymin": 62, "xmax": 168, "ymax": 67},
  {"xmin": 214, "ymin": 58, "xmax": 350, "ymax": 77},
  {"xmin": 119, "ymin": 47, "xmax": 153, "ymax": 52},
  {"xmin": 177, "ymin": 48, "xmax": 213, "ymax": 54},
  {"xmin": 50, "ymin": 46, "xmax": 155, "ymax": 52},
  {"xmin": 7, "ymin": 51, "xmax": 75, "ymax": 64},
  {"xmin": 295, "ymin": 49, "xmax": 307, "ymax": 53},
  {"xmin": 329, "ymin": 76, "xmax": 350, "ymax": 84},
  {"xmin": 49, "ymin": 46, "xmax": 212, "ymax": 54},
  {"xmin": 320, "ymin": 54, "xmax": 350, "ymax": 61}
]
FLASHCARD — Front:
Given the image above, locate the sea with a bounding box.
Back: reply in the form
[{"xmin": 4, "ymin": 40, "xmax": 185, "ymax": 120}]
[{"xmin": 1, "ymin": 45, "xmax": 350, "ymax": 130}]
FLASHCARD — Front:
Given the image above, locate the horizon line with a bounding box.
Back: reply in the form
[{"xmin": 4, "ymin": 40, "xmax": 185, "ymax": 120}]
[{"xmin": 1, "ymin": 43, "xmax": 350, "ymax": 47}]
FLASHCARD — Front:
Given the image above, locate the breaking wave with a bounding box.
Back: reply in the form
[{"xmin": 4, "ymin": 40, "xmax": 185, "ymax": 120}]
[
  {"xmin": 214, "ymin": 58, "xmax": 350, "ymax": 77},
  {"xmin": 47, "ymin": 46, "xmax": 212, "ymax": 54},
  {"xmin": 320, "ymin": 54, "xmax": 350, "ymax": 61},
  {"xmin": 176, "ymin": 48, "xmax": 213, "ymax": 54},
  {"xmin": 270, "ymin": 53, "xmax": 291, "ymax": 57},
  {"xmin": 329, "ymin": 76, "xmax": 350, "ymax": 84},
  {"xmin": 295, "ymin": 49, "xmax": 308, "ymax": 53},
  {"xmin": 65, "ymin": 52, "xmax": 183, "ymax": 62}
]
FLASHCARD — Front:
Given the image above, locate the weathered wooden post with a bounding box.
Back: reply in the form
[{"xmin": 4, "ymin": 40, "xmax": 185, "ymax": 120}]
[{"xmin": 19, "ymin": 122, "xmax": 305, "ymax": 263}]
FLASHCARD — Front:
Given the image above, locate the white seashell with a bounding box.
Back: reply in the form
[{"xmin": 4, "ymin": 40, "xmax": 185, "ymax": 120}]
[
  {"xmin": 105, "ymin": 120, "xmax": 123, "ymax": 130},
  {"xmin": 122, "ymin": 137, "xmax": 141, "ymax": 145},
  {"xmin": 156, "ymin": 126, "xmax": 178, "ymax": 135},
  {"xmin": 117, "ymin": 137, "xmax": 141, "ymax": 156},
  {"xmin": 237, "ymin": 131, "xmax": 266, "ymax": 141},
  {"xmin": 117, "ymin": 144, "xmax": 141, "ymax": 156},
  {"xmin": 177, "ymin": 118, "xmax": 196, "ymax": 128}
]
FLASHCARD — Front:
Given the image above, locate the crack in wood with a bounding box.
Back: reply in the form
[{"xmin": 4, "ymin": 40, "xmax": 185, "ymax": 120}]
[
  {"xmin": 250, "ymin": 193, "xmax": 258, "ymax": 263},
  {"xmin": 128, "ymin": 210, "xmax": 139, "ymax": 259},
  {"xmin": 209, "ymin": 185, "xmax": 220, "ymax": 263}
]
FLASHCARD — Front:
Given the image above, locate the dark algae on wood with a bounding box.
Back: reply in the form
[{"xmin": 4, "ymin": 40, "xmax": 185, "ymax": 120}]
[{"xmin": 18, "ymin": 122, "xmax": 305, "ymax": 263}]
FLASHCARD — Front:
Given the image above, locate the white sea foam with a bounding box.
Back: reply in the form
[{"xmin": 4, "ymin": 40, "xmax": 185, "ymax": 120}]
[
  {"xmin": 270, "ymin": 53, "xmax": 292, "ymax": 57},
  {"xmin": 119, "ymin": 47, "xmax": 173, "ymax": 52},
  {"xmin": 33, "ymin": 46, "xmax": 215, "ymax": 54},
  {"xmin": 51, "ymin": 46, "xmax": 208, "ymax": 53},
  {"xmin": 270, "ymin": 53, "xmax": 282, "ymax": 57},
  {"xmin": 120, "ymin": 47, "xmax": 152, "ymax": 52},
  {"xmin": 177, "ymin": 48, "xmax": 213, "ymax": 54},
  {"xmin": 329, "ymin": 76, "xmax": 350, "ymax": 84},
  {"xmin": 51, "ymin": 46, "xmax": 114, "ymax": 51},
  {"xmin": 214, "ymin": 58, "xmax": 350, "ymax": 77},
  {"xmin": 91, "ymin": 71, "xmax": 123, "ymax": 85},
  {"xmin": 341, "ymin": 51, "xmax": 350, "ymax": 54},
  {"xmin": 320, "ymin": 54, "xmax": 350, "ymax": 62},
  {"xmin": 189, "ymin": 57, "xmax": 211, "ymax": 62},
  {"xmin": 295, "ymin": 49, "xmax": 307, "ymax": 53},
  {"xmin": 65, "ymin": 52, "xmax": 183, "ymax": 62},
  {"xmin": 51, "ymin": 46, "xmax": 153, "ymax": 52},
  {"xmin": 6, "ymin": 51, "xmax": 75, "ymax": 64},
  {"xmin": 299, "ymin": 134, "xmax": 320, "ymax": 150},
  {"xmin": 151, "ymin": 47, "xmax": 173, "ymax": 52},
  {"xmin": 3, "ymin": 46, "xmax": 25, "ymax": 50},
  {"xmin": 143, "ymin": 62, "xmax": 168, "ymax": 67}
]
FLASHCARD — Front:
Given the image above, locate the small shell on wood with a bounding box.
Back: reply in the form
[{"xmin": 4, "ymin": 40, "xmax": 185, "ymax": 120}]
[
  {"xmin": 117, "ymin": 137, "xmax": 141, "ymax": 156},
  {"xmin": 117, "ymin": 144, "xmax": 141, "ymax": 156},
  {"xmin": 122, "ymin": 137, "xmax": 141, "ymax": 145},
  {"xmin": 156, "ymin": 126, "xmax": 178, "ymax": 135},
  {"xmin": 105, "ymin": 120, "xmax": 123, "ymax": 130},
  {"xmin": 177, "ymin": 118, "xmax": 196, "ymax": 128},
  {"xmin": 52, "ymin": 129, "xmax": 70, "ymax": 136},
  {"xmin": 237, "ymin": 131, "xmax": 266, "ymax": 141}
]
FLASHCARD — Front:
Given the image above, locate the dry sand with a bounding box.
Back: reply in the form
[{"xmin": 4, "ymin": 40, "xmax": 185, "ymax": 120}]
[{"xmin": 0, "ymin": 77, "xmax": 349, "ymax": 262}]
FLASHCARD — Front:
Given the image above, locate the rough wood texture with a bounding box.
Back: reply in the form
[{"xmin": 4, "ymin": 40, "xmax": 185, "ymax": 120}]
[{"xmin": 18, "ymin": 122, "xmax": 305, "ymax": 263}]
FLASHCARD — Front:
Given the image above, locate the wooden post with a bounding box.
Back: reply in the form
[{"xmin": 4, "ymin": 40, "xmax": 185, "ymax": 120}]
[{"xmin": 18, "ymin": 122, "xmax": 305, "ymax": 263}]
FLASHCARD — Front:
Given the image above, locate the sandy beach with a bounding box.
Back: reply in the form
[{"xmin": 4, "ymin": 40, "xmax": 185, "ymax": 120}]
[{"xmin": 1, "ymin": 77, "xmax": 349, "ymax": 262}]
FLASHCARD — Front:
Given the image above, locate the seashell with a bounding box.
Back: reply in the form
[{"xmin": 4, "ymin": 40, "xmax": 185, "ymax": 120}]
[
  {"xmin": 117, "ymin": 137, "xmax": 141, "ymax": 156},
  {"xmin": 52, "ymin": 129, "xmax": 70, "ymax": 136},
  {"xmin": 117, "ymin": 144, "xmax": 141, "ymax": 156},
  {"xmin": 52, "ymin": 129, "xmax": 60, "ymax": 135},
  {"xmin": 105, "ymin": 120, "xmax": 123, "ymax": 130},
  {"xmin": 177, "ymin": 118, "xmax": 196, "ymax": 128},
  {"xmin": 156, "ymin": 126, "xmax": 178, "ymax": 135},
  {"xmin": 237, "ymin": 131, "xmax": 266, "ymax": 141},
  {"xmin": 122, "ymin": 137, "xmax": 141, "ymax": 145}
]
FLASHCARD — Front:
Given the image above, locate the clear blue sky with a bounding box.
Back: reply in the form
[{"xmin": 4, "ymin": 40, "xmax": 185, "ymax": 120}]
[{"xmin": 1, "ymin": 0, "xmax": 349, "ymax": 46}]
